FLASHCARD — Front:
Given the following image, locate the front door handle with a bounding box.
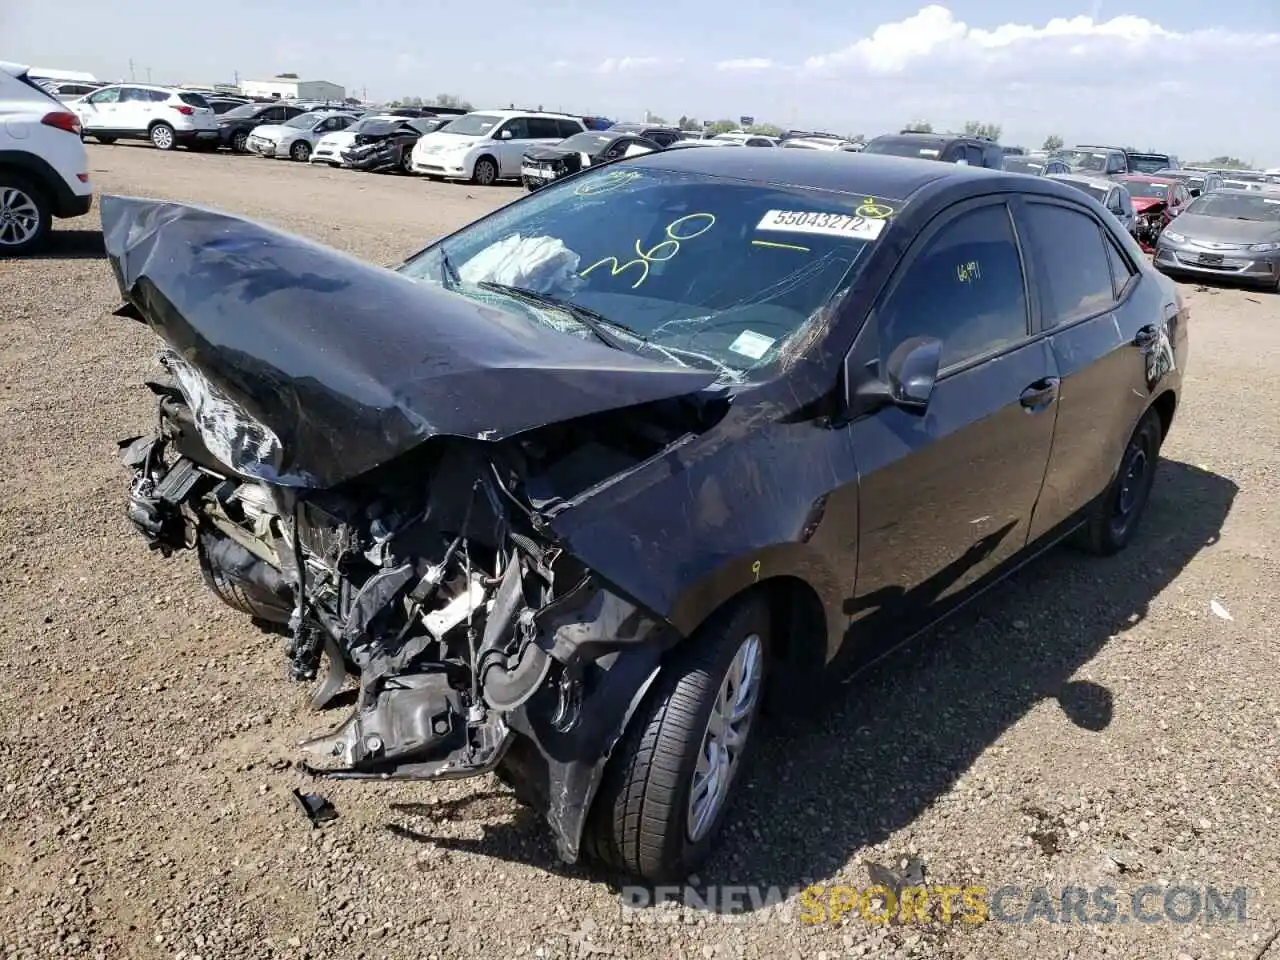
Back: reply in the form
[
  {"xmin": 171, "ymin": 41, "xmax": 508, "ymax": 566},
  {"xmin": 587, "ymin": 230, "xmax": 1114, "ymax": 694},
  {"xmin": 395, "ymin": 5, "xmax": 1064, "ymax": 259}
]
[
  {"xmin": 1133, "ymin": 324, "xmax": 1159, "ymax": 349},
  {"xmin": 1020, "ymin": 377, "xmax": 1060, "ymax": 411}
]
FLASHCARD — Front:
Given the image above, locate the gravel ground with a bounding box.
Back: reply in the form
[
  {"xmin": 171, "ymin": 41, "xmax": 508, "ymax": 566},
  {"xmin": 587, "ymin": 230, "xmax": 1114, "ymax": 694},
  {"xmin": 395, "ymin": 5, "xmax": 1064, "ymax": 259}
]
[{"xmin": 1, "ymin": 143, "xmax": 1278, "ymax": 960}]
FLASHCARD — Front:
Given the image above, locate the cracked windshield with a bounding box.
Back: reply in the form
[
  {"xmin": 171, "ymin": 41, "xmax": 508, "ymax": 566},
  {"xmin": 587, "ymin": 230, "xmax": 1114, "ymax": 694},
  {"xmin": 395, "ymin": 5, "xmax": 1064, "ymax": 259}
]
[{"xmin": 398, "ymin": 167, "xmax": 896, "ymax": 380}]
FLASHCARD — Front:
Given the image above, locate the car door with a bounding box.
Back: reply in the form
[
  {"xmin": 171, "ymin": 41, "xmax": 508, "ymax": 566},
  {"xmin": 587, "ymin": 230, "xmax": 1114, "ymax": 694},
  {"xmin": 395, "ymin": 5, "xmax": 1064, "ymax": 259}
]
[
  {"xmin": 114, "ymin": 87, "xmax": 152, "ymax": 133},
  {"xmin": 490, "ymin": 117, "xmax": 531, "ymax": 176},
  {"xmin": 1106, "ymin": 152, "xmax": 1127, "ymax": 177},
  {"xmin": 843, "ymin": 198, "xmax": 1060, "ymax": 657},
  {"xmin": 79, "ymin": 86, "xmax": 122, "ymax": 131},
  {"xmin": 1015, "ymin": 197, "xmax": 1163, "ymax": 540},
  {"xmin": 1169, "ymin": 184, "xmax": 1189, "ymax": 219}
]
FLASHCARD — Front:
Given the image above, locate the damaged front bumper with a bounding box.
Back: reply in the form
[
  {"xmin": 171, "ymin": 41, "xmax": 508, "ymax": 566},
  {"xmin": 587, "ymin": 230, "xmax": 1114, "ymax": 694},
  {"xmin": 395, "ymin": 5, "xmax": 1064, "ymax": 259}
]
[{"xmin": 119, "ymin": 370, "xmax": 679, "ymax": 863}]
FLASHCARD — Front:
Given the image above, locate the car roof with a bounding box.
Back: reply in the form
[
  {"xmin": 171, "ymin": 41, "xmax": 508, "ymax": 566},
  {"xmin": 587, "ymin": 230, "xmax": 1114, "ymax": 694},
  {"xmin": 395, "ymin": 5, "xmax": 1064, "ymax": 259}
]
[
  {"xmin": 1119, "ymin": 174, "xmax": 1176, "ymax": 184},
  {"xmin": 624, "ymin": 148, "xmax": 973, "ymax": 198},
  {"xmin": 1048, "ymin": 172, "xmax": 1115, "ymax": 189},
  {"xmin": 466, "ymin": 109, "xmax": 580, "ymax": 119}
]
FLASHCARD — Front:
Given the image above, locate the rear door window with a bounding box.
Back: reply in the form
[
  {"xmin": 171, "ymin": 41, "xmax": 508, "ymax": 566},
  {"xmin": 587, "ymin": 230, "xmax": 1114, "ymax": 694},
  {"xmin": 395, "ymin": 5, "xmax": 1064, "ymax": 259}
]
[
  {"xmin": 1104, "ymin": 237, "xmax": 1136, "ymax": 299},
  {"xmin": 178, "ymin": 92, "xmax": 210, "ymax": 108},
  {"xmin": 556, "ymin": 118, "xmax": 584, "ymax": 138},
  {"xmin": 527, "ymin": 118, "xmax": 564, "ymax": 139},
  {"xmin": 1021, "ymin": 202, "xmax": 1116, "ymax": 326},
  {"xmin": 876, "ymin": 202, "xmax": 1030, "ymax": 369}
]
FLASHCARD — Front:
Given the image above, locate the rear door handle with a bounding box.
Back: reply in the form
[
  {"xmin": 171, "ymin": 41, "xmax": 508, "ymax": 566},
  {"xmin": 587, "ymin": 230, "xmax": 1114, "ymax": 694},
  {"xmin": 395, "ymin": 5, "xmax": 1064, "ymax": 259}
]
[{"xmin": 1020, "ymin": 377, "xmax": 1060, "ymax": 411}]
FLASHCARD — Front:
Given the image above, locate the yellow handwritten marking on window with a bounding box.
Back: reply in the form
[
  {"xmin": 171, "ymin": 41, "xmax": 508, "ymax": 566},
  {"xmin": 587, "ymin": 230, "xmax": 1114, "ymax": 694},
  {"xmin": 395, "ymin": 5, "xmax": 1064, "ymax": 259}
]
[
  {"xmin": 751, "ymin": 560, "xmax": 762, "ymax": 582},
  {"xmin": 956, "ymin": 260, "xmax": 982, "ymax": 283},
  {"xmin": 574, "ymin": 170, "xmax": 643, "ymax": 197},
  {"xmin": 580, "ymin": 213, "xmax": 717, "ymax": 289},
  {"xmin": 856, "ymin": 199, "xmax": 895, "ymax": 220},
  {"xmin": 752, "ymin": 239, "xmax": 810, "ymax": 252}
]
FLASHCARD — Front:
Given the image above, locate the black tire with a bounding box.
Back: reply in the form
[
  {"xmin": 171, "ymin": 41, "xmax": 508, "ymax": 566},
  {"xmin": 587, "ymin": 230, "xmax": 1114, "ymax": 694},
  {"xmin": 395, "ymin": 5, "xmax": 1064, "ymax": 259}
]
[
  {"xmin": 94, "ymin": 135, "xmax": 117, "ymax": 145},
  {"xmin": 585, "ymin": 594, "xmax": 771, "ymax": 882},
  {"xmin": 197, "ymin": 539, "xmax": 292, "ymax": 624},
  {"xmin": 290, "ymin": 140, "xmax": 311, "ymax": 162},
  {"xmin": 0, "ymin": 174, "xmax": 52, "ymax": 256},
  {"xmin": 231, "ymin": 130, "xmax": 249, "ymax": 153},
  {"xmin": 1073, "ymin": 407, "xmax": 1163, "ymax": 556},
  {"xmin": 149, "ymin": 123, "xmax": 176, "ymax": 151},
  {"xmin": 400, "ymin": 149, "xmax": 414, "ymax": 174},
  {"xmin": 472, "ymin": 156, "xmax": 499, "ymax": 186},
  {"xmin": 426, "ymin": 175, "xmax": 444, "ymax": 182}
]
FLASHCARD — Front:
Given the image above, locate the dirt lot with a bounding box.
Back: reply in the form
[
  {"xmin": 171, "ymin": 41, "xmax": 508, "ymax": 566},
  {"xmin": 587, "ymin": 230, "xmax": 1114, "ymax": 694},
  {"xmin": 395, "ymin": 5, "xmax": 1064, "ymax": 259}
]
[{"xmin": 1, "ymin": 143, "xmax": 1279, "ymax": 960}]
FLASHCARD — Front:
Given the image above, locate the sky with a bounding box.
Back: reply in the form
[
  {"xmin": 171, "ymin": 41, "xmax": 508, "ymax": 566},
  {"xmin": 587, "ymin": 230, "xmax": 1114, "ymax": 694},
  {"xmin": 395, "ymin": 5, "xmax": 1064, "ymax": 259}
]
[{"xmin": 4, "ymin": 0, "xmax": 1278, "ymax": 164}]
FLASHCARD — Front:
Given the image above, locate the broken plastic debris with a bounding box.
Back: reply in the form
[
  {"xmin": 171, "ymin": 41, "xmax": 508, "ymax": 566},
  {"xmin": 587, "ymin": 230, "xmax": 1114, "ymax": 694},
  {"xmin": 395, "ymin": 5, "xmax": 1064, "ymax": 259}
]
[
  {"xmin": 291, "ymin": 788, "xmax": 338, "ymax": 827},
  {"xmin": 1209, "ymin": 600, "xmax": 1233, "ymax": 621}
]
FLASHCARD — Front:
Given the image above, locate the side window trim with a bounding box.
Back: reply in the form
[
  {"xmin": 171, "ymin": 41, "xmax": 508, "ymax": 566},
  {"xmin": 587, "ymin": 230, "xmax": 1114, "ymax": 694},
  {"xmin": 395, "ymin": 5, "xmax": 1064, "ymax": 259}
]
[
  {"xmin": 863, "ymin": 195, "xmax": 1037, "ymax": 381},
  {"xmin": 1017, "ymin": 196, "xmax": 1139, "ymax": 333}
]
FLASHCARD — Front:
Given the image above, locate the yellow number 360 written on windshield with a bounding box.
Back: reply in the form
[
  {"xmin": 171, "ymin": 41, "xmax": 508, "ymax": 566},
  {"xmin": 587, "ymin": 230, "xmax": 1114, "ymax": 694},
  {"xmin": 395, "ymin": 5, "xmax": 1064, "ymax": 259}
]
[{"xmin": 579, "ymin": 213, "xmax": 717, "ymax": 290}]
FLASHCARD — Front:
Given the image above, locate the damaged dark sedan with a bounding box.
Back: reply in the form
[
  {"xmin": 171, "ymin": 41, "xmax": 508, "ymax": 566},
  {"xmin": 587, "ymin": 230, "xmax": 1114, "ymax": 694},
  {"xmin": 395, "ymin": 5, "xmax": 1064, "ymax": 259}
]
[
  {"xmin": 342, "ymin": 116, "xmax": 449, "ymax": 173},
  {"xmin": 520, "ymin": 131, "xmax": 662, "ymax": 190},
  {"xmin": 104, "ymin": 148, "xmax": 1187, "ymax": 883}
]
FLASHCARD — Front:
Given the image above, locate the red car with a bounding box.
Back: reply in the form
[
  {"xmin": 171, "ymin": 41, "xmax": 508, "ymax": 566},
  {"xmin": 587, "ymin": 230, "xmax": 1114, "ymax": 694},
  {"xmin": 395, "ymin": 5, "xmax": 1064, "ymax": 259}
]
[{"xmin": 1117, "ymin": 175, "xmax": 1191, "ymax": 251}]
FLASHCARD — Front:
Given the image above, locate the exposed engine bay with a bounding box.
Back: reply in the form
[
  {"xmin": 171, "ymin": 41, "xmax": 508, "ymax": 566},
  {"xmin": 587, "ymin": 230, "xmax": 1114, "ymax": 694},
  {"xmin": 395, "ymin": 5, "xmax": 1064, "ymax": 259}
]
[
  {"xmin": 119, "ymin": 348, "xmax": 715, "ymax": 858},
  {"xmin": 1134, "ymin": 201, "xmax": 1168, "ymax": 252}
]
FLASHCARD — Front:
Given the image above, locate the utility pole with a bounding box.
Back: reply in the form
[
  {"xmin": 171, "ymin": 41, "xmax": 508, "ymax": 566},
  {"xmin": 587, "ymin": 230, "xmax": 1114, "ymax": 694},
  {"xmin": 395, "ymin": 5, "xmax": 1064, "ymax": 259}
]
[{"xmin": 129, "ymin": 58, "xmax": 135, "ymax": 80}]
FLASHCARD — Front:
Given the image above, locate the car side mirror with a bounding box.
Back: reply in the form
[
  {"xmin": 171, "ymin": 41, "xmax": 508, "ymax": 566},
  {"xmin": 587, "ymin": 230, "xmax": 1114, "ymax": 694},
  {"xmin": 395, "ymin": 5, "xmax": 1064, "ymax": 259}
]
[
  {"xmin": 843, "ymin": 335, "xmax": 943, "ymax": 419},
  {"xmin": 499, "ymin": 130, "xmax": 513, "ymax": 140},
  {"xmin": 884, "ymin": 336, "xmax": 942, "ymax": 411}
]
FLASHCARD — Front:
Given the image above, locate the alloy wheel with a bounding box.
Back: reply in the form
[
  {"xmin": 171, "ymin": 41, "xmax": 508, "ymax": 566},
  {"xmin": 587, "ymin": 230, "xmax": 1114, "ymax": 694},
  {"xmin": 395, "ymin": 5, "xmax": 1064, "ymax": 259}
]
[
  {"xmin": 686, "ymin": 632, "xmax": 764, "ymax": 843},
  {"xmin": 0, "ymin": 186, "xmax": 40, "ymax": 248},
  {"xmin": 151, "ymin": 125, "xmax": 174, "ymax": 150}
]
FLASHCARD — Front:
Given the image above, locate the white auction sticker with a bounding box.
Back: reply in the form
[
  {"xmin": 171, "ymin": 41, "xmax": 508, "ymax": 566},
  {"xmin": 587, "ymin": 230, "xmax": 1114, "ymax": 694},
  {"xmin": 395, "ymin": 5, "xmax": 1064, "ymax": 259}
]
[
  {"xmin": 728, "ymin": 330, "xmax": 776, "ymax": 360},
  {"xmin": 756, "ymin": 210, "xmax": 887, "ymax": 240}
]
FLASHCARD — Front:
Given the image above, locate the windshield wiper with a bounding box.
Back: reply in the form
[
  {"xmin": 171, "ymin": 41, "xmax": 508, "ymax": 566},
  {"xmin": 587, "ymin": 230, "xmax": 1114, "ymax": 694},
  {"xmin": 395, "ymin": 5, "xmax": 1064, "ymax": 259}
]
[
  {"xmin": 439, "ymin": 247, "xmax": 461, "ymax": 290},
  {"xmin": 477, "ymin": 281, "xmax": 643, "ymax": 351}
]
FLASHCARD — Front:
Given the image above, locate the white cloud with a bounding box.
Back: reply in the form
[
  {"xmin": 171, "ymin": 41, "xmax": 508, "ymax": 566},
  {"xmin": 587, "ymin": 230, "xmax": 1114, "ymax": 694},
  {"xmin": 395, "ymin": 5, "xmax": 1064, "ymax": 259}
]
[
  {"xmin": 800, "ymin": 3, "xmax": 1280, "ymax": 75},
  {"xmin": 593, "ymin": 56, "xmax": 662, "ymax": 74},
  {"xmin": 715, "ymin": 58, "xmax": 773, "ymax": 71}
]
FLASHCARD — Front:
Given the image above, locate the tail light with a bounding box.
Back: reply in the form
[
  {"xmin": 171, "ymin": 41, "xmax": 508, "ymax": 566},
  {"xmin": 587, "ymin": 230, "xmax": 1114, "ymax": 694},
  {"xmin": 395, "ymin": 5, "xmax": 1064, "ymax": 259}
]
[
  {"xmin": 41, "ymin": 111, "xmax": 82, "ymax": 136},
  {"xmin": 172, "ymin": 105, "xmax": 194, "ymax": 116}
]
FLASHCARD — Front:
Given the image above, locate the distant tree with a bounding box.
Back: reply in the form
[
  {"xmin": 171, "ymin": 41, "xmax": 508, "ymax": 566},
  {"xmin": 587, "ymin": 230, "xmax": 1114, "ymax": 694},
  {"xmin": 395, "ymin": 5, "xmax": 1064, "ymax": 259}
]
[
  {"xmin": 678, "ymin": 117, "xmax": 702, "ymax": 131},
  {"xmin": 401, "ymin": 96, "xmax": 424, "ymax": 107},
  {"xmin": 903, "ymin": 120, "xmax": 933, "ymax": 133},
  {"xmin": 434, "ymin": 93, "xmax": 473, "ymax": 111},
  {"xmin": 1204, "ymin": 155, "xmax": 1252, "ymax": 170},
  {"xmin": 962, "ymin": 120, "xmax": 1002, "ymax": 140},
  {"xmin": 1042, "ymin": 134, "xmax": 1064, "ymax": 151},
  {"xmin": 646, "ymin": 114, "xmax": 667, "ymax": 124},
  {"xmin": 707, "ymin": 119, "xmax": 737, "ymax": 135},
  {"xmin": 747, "ymin": 123, "xmax": 784, "ymax": 137}
]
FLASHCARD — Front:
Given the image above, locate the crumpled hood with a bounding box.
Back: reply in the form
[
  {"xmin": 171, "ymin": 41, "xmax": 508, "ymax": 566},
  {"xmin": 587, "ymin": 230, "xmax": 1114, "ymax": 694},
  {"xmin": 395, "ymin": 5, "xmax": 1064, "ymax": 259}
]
[
  {"xmin": 101, "ymin": 195, "xmax": 716, "ymax": 489},
  {"xmin": 1131, "ymin": 196, "xmax": 1167, "ymax": 214}
]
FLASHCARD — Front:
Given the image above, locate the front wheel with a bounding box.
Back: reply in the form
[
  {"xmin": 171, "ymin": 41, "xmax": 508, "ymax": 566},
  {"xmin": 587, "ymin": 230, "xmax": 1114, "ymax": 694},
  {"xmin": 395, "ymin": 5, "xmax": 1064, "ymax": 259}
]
[
  {"xmin": 150, "ymin": 123, "xmax": 176, "ymax": 150},
  {"xmin": 585, "ymin": 595, "xmax": 770, "ymax": 882},
  {"xmin": 290, "ymin": 140, "xmax": 311, "ymax": 162},
  {"xmin": 230, "ymin": 131, "xmax": 249, "ymax": 153},
  {"xmin": 471, "ymin": 156, "xmax": 499, "ymax": 186},
  {"xmin": 1074, "ymin": 407, "xmax": 1163, "ymax": 555}
]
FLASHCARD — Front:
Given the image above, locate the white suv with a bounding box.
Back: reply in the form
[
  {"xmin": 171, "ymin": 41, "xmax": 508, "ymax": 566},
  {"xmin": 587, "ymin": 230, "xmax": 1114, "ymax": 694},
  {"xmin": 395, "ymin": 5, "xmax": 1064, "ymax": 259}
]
[
  {"xmin": 410, "ymin": 110, "xmax": 586, "ymax": 185},
  {"xmin": 0, "ymin": 61, "xmax": 93, "ymax": 255},
  {"xmin": 72, "ymin": 83, "xmax": 219, "ymax": 150}
]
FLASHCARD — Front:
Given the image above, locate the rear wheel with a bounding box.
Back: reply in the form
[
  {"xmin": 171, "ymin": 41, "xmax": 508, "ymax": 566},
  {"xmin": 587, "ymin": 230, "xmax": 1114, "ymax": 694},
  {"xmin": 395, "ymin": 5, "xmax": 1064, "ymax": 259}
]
[
  {"xmin": 1074, "ymin": 407, "xmax": 1163, "ymax": 555},
  {"xmin": 585, "ymin": 594, "xmax": 770, "ymax": 882},
  {"xmin": 0, "ymin": 176, "xmax": 51, "ymax": 256},
  {"xmin": 290, "ymin": 140, "xmax": 312, "ymax": 162},
  {"xmin": 149, "ymin": 123, "xmax": 176, "ymax": 150}
]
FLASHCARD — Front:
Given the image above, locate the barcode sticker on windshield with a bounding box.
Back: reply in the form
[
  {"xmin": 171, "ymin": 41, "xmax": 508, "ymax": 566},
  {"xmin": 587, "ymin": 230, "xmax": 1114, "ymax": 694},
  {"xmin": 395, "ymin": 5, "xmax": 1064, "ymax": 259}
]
[
  {"xmin": 756, "ymin": 210, "xmax": 886, "ymax": 240},
  {"xmin": 728, "ymin": 330, "xmax": 776, "ymax": 360}
]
